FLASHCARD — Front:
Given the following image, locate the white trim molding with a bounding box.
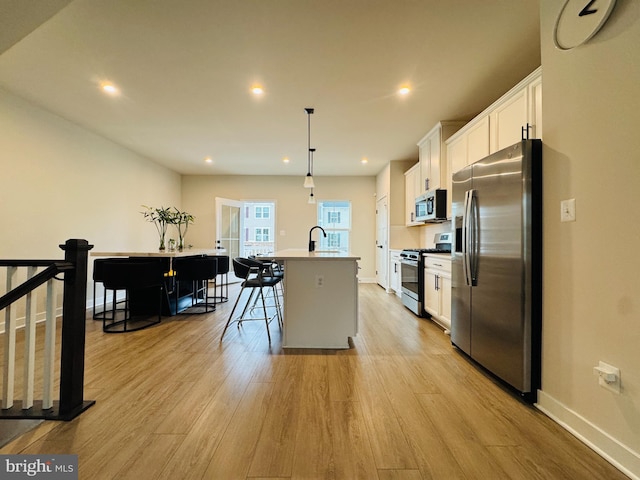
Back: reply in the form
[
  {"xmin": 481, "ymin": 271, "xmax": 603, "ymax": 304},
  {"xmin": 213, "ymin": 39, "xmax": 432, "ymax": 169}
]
[{"xmin": 537, "ymin": 390, "xmax": 640, "ymax": 480}]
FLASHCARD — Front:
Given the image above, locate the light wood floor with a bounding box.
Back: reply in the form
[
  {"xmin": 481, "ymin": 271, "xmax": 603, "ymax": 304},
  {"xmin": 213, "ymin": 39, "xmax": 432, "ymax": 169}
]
[{"xmin": 0, "ymin": 283, "xmax": 628, "ymax": 479}]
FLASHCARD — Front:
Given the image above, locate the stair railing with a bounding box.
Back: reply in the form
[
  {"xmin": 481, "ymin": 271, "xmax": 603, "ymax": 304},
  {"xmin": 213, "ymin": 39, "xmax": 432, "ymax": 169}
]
[{"xmin": 0, "ymin": 239, "xmax": 95, "ymax": 420}]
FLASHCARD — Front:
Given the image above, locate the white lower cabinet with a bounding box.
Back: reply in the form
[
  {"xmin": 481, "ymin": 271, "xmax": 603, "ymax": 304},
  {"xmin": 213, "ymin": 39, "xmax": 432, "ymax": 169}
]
[
  {"xmin": 389, "ymin": 250, "xmax": 402, "ymax": 297},
  {"xmin": 423, "ymin": 255, "xmax": 452, "ymax": 331}
]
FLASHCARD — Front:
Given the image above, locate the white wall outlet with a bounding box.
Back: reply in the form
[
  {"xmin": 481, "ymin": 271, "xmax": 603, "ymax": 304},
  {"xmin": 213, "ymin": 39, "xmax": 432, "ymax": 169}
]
[
  {"xmin": 280, "ymin": 230, "xmax": 286, "ymax": 236},
  {"xmin": 315, "ymin": 275, "xmax": 324, "ymax": 288},
  {"xmin": 593, "ymin": 361, "xmax": 621, "ymax": 394},
  {"xmin": 560, "ymin": 198, "xmax": 576, "ymax": 222}
]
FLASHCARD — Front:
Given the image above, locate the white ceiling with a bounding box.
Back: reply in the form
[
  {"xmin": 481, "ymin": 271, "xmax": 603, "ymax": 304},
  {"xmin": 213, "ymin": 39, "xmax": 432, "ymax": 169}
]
[{"xmin": 0, "ymin": 0, "xmax": 541, "ymax": 176}]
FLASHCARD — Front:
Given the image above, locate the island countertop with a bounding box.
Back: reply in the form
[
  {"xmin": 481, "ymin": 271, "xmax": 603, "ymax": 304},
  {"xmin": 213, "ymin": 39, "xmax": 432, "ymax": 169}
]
[{"xmin": 272, "ymin": 249, "xmax": 360, "ymax": 260}]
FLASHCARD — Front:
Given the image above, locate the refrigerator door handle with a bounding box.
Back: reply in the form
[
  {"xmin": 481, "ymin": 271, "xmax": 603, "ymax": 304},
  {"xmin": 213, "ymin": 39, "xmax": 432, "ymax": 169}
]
[
  {"xmin": 463, "ymin": 189, "xmax": 474, "ymax": 286},
  {"xmin": 469, "ymin": 190, "xmax": 478, "ymax": 286}
]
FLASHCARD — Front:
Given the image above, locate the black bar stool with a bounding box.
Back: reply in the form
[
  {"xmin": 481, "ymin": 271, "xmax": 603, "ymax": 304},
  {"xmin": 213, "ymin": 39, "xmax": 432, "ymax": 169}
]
[
  {"xmin": 211, "ymin": 255, "xmax": 229, "ymax": 303},
  {"xmin": 102, "ymin": 259, "xmax": 165, "ymax": 333},
  {"xmin": 173, "ymin": 256, "xmax": 218, "ymax": 313},
  {"xmin": 220, "ymin": 257, "xmax": 283, "ymax": 344},
  {"xmin": 92, "ymin": 257, "xmax": 129, "ymax": 320}
]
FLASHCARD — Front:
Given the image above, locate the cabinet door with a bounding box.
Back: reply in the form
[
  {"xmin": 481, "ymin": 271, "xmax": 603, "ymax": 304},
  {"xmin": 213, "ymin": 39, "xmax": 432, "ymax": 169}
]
[
  {"xmin": 419, "ymin": 138, "xmax": 431, "ymax": 194},
  {"xmin": 448, "ymin": 135, "xmax": 467, "ymax": 180},
  {"xmin": 490, "ymin": 88, "xmax": 527, "ymax": 152},
  {"xmin": 528, "ymin": 75, "xmax": 543, "ymax": 139},
  {"xmin": 423, "ymin": 269, "xmax": 439, "ymax": 316},
  {"xmin": 440, "ymin": 275, "xmax": 452, "ymax": 328},
  {"xmin": 429, "ymin": 135, "xmax": 442, "ymax": 190},
  {"xmin": 391, "ymin": 260, "xmax": 402, "ymax": 294},
  {"xmin": 404, "ymin": 165, "xmax": 419, "ymax": 225},
  {"xmin": 467, "ymin": 116, "xmax": 490, "ymax": 164},
  {"xmin": 389, "ymin": 254, "xmax": 400, "ymax": 293}
]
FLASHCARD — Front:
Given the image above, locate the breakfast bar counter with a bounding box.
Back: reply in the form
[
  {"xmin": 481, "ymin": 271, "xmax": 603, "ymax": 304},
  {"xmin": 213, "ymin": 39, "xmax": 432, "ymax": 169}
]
[{"xmin": 272, "ymin": 249, "xmax": 360, "ymax": 349}]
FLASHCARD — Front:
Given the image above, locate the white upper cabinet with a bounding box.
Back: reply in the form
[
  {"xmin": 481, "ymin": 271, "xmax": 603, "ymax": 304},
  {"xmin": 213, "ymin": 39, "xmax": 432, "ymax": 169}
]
[
  {"xmin": 417, "ymin": 121, "xmax": 465, "ymax": 195},
  {"xmin": 466, "ymin": 116, "xmax": 491, "ymax": 165},
  {"xmin": 445, "ymin": 116, "xmax": 490, "ymax": 218},
  {"xmin": 445, "ymin": 67, "xmax": 541, "ymax": 218},
  {"xmin": 418, "ymin": 134, "xmax": 436, "ymax": 192},
  {"xmin": 404, "ymin": 163, "xmax": 421, "ymax": 226},
  {"xmin": 489, "ymin": 67, "xmax": 543, "ymax": 152},
  {"xmin": 447, "ymin": 67, "xmax": 542, "ymax": 177},
  {"xmin": 490, "ymin": 87, "xmax": 528, "ymax": 152},
  {"xmin": 528, "ymin": 73, "xmax": 543, "ymax": 140},
  {"xmin": 447, "ymin": 133, "xmax": 467, "ymax": 183}
]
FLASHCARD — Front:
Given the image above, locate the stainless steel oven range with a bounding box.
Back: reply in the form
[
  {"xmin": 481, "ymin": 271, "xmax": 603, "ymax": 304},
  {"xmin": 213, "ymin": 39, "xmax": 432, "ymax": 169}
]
[
  {"xmin": 400, "ymin": 233, "xmax": 452, "ymax": 316},
  {"xmin": 400, "ymin": 249, "xmax": 423, "ymax": 315}
]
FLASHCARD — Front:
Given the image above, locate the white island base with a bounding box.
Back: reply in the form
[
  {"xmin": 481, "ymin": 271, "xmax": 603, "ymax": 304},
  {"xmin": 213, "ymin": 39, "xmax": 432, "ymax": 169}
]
[{"xmin": 274, "ymin": 250, "xmax": 360, "ymax": 349}]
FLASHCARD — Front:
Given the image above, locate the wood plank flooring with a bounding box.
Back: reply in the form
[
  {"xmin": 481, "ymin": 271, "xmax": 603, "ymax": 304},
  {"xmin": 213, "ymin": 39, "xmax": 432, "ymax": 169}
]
[{"xmin": 0, "ymin": 283, "xmax": 629, "ymax": 479}]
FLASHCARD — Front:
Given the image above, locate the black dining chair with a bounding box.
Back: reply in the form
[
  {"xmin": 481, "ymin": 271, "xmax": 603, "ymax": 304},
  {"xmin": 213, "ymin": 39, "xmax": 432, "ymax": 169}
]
[
  {"xmin": 220, "ymin": 257, "xmax": 283, "ymax": 344},
  {"xmin": 101, "ymin": 259, "xmax": 165, "ymax": 333},
  {"xmin": 172, "ymin": 256, "xmax": 218, "ymax": 313}
]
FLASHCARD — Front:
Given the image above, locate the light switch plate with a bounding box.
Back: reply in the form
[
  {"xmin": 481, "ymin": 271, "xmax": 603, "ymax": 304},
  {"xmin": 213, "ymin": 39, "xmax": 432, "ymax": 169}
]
[{"xmin": 560, "ymin": 198, "xmax": 576, "ymax": 222}]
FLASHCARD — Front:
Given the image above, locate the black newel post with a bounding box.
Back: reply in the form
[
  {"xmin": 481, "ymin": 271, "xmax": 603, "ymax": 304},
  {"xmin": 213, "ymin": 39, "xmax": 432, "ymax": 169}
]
[{"xmin": 58, "ymin": 238, "xmax": 95, "ymax": 419}]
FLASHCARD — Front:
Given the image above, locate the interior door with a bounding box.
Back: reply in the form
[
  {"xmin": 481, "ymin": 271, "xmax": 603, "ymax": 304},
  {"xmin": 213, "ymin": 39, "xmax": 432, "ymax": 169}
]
[
  {"xmin": 376, "ymin": 196, "xmax": 388, "ymax": 288},
  {"xmin": 215, "ymin": 197, "xmax": 242, "ymax": 262}
]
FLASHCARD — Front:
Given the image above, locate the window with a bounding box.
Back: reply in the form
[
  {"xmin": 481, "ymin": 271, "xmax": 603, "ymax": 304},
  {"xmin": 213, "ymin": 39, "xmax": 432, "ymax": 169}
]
[
  {"xmin": 255, "ymin": 206, "xmax": 271, "ymax": 219},
  {"xmin": 255, "ymin": 227, "xmax": 271, "ymax": 242},
  {"xmin": 241, "ymin": 201, "xmax": 276, "ymax": 256},
  {"xmin": 327, "ymin": 232, "xmax": 341, "ymax": 248},
  {"xmin": 327, "ymin": 211, "xmax": 340, "ymax": 224},
  {"xmin": 317, "ymin": 200, "xmax": 351, "ymax": 253}
]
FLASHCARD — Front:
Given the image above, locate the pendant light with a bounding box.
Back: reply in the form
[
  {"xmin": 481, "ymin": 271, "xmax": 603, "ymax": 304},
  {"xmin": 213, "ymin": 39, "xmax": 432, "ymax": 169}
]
[{"xmin": 303, "ymin": 107, "xmax": 315, "ymax": 188}]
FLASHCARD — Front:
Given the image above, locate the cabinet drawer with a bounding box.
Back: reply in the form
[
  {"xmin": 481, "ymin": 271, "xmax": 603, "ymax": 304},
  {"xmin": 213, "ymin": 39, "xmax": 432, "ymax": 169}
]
[{"xmin": 424, "ymin": 255, "xmax": 451, "ymax": 273}]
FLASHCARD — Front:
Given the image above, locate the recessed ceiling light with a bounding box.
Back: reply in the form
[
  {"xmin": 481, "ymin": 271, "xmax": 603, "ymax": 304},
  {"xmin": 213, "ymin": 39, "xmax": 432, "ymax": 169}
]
[
  {"xmin": 204, "ymin": 157, "xmax": 213, "ymax": 164},
  {"xmin": 282, "ymin": 157, "xmax": 290, "ymax": 164},
  {"xmin": 398, "ymin": 86, "xmax": 411, "ymax": 96},
  {"xmin": 251, "ymin": 84, "xmax": 264, "ymax": 95},
  {"xmin": 100, "ymin": 82, "xmax": 119, "ymax": 95},
  {"xmin": 361, "ymin": 157, "xmax": 369, "ymax": 164}
]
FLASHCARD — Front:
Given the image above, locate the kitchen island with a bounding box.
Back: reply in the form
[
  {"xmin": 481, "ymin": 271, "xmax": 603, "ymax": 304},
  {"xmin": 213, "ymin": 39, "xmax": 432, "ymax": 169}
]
[{"xmin": 272, "ymin": 249, "xmax": 360, "ymax": 349}]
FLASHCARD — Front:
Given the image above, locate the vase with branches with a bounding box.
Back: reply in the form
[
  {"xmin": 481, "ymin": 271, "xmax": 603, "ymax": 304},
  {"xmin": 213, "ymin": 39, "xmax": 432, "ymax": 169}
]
[
  {"xmin": 141, "ymin": 205, "xmax": 173, "ymax": 250},
  {"xmin": 172, "ymin": 208, "xmax": 195, "ymax": 250}
]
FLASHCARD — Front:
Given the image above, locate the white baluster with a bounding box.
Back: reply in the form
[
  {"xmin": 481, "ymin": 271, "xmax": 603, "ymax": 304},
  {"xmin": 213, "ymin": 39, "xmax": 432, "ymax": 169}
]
[
  {"xmin": 42, "ymin": 278, "xmax": 56, "ymax": 410},
  {"xmin": 23, "ymin": 266, "xmax": 38, "ymax": 409},
  {"xmin": 3, "ymin": 266, "xmax": 17, "ymax": 410}
]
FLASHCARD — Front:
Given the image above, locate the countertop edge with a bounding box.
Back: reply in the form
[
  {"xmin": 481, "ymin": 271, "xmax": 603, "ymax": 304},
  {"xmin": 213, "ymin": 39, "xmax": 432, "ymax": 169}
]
[{"xmin": 272, "ymin": 249, "xmax": 360, "ymax": 260}]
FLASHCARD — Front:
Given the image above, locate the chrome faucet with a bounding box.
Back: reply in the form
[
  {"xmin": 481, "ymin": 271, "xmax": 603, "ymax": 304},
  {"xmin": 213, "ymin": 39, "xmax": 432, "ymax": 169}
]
[{"xmin": 308, "ymin": 225, "xmax": 327, "ymax": 252}]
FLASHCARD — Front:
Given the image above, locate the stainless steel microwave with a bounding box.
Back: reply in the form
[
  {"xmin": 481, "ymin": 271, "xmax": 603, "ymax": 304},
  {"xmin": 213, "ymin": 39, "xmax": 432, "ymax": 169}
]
[{"xmin": 415, "ymin": 189, "xmax": 447, "ymax": 222}]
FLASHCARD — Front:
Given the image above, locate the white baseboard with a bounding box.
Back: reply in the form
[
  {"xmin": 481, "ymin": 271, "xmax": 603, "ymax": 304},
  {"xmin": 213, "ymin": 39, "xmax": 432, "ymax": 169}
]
[
  {"xmin": 0, "ymin": 307, "xmax": 63, "ymax": 334},
  {"xmin": 358, "ymin": 277, "xmax": 377, "ymax": 283},
  {"xmin": 0, "ymin": 296, "xmax": 124, "ymax": 334},
  {"xmin": 536, "ymin": 390, "xmax": 640, "ymax": 480}
]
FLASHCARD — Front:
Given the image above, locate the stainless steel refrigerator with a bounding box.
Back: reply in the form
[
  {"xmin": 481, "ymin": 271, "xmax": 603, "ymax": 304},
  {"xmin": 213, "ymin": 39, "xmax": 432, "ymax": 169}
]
[{"xmin": 451, "ymin": 139, "xmax": 542, "ymax": 401}]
